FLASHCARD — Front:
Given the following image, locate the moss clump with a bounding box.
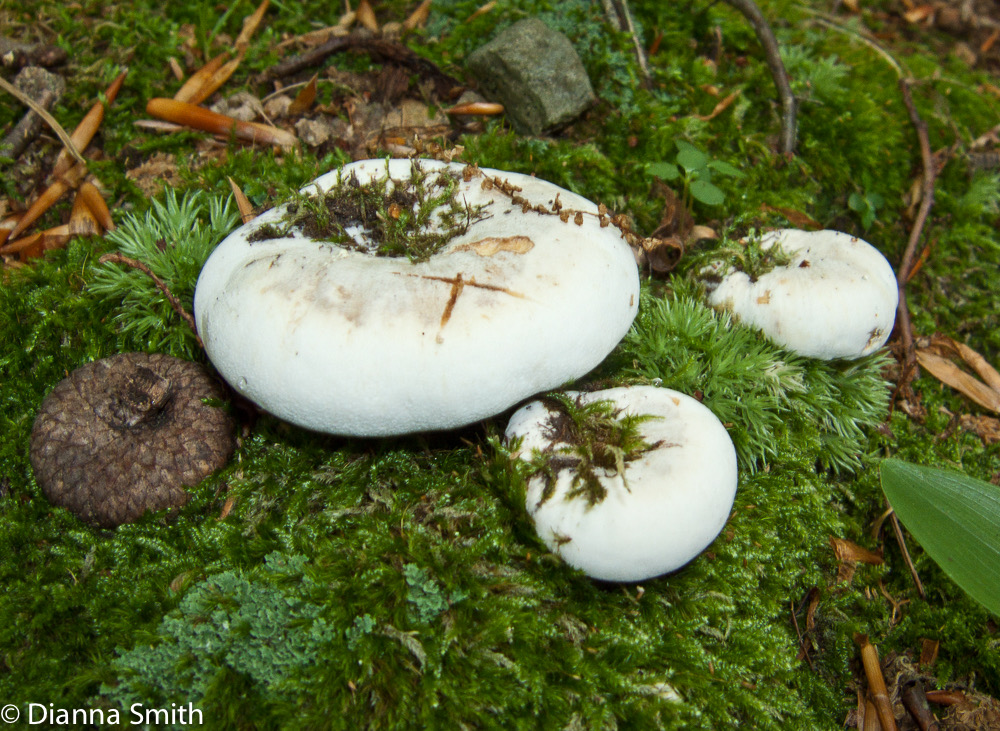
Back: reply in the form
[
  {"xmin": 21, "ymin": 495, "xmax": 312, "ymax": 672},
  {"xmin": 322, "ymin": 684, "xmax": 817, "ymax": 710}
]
[
  {"xmin": 608, "ymin": 283, "xmax": 892, "ymax": 473},
  {"xmin": 688, "ymin": 229, "xmax": 794, "ymax": 284},
  {"xmin": 249, "ymin": 162, "xmax": 488, "ymax": 263},
  {"xmin": 526, "ymin": 393, "xmax": 660, "ymax": 507}
]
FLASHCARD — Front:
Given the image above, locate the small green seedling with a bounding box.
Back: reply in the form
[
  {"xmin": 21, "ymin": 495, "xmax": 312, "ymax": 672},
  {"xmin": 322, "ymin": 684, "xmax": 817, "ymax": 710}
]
[
  {"xmin": 848, "ymin": 189, "xmax": 884, "ymax": 231},
  {"xmin": 647, "ymin": 140, "xmax": 744, "ymax": 208}
]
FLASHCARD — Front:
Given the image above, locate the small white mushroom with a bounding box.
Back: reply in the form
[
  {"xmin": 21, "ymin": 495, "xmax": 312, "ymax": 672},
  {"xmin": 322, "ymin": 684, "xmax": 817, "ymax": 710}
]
[
  {"xmin": 705, "ymin": 229, "xmax": 898, "ymax": 359},
  {"xmin": 506, "ymin": 386, "xmax": 738, "ymax": 582},
  {"xmin": 194, "ymin": 159, "xmax": 639, "ymax": 436}
]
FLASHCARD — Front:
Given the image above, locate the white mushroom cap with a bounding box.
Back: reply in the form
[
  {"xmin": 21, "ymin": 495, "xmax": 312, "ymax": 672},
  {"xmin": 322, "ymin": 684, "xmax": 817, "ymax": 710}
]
[
  {"xmin": 194, "ymin": 159, "xmax": 639, "ymax": 435},
  {"xmin": 706, "ymin": 229, "xmax": 898, "ymax": 359},
  {"xmin": 506, "ymin": 386, "xmax": 738, "ymax": 582}
]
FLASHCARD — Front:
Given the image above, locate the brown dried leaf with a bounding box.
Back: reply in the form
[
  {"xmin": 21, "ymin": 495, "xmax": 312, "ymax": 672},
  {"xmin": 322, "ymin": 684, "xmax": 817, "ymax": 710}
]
[
  {"xmin": 919, "ymin": 638, "xmax": 939, "ymax": 669},
  {"xmin": 649, "ymin": 181, "xmax": 693, "ymax": 240},
  {"xmin": 642, "ymin": 236, "xmax": 684, "ymax": 274},
  {"xmin": 687, "ymin": 225, "xmax": 717, "ymax": 242},
  {"xmin": 915, "ymin": 349, "xmax": 1000, "ymax": 413},
  {"xmin": 185, "ymin": 54, "xmax": 245, "ymax": 106}
]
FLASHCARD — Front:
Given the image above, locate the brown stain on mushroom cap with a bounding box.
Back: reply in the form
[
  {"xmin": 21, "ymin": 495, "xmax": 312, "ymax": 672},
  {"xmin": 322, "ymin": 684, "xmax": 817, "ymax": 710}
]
[{"xmin": 30, "ymin": 353, "xmax": 236, "ymax": 528}]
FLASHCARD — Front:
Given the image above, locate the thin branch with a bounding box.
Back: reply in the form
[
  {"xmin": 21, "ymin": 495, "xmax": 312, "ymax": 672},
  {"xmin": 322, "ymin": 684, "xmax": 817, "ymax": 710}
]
[
  {"xmin": 259, "ymin": 33, "xmax": 464, "ymax": 99},
  {"xmin": 722, "ymin": 0, "xmax": 798, "ymax": 155},
  {"xmin": 890, "ymin": 510, "xmax": 927, "ymax": 599},
  {"xmin": 895, "ymin": 78, "xmax": 938, "ymax": 388},
  {"xmin": 98, "ymin": 253, "xmax": 203, "ymax": 349},
  {"xmin": 0, "ymin": 76, "xmax": 88, "ymax": 168},
  {"xmin": 602, "ymin": 0, "xmax": 652, "ymax": 88}
]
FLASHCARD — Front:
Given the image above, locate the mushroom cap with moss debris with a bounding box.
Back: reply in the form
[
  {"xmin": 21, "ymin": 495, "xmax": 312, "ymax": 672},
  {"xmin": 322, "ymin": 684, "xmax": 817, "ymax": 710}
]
[
  {"xmin": 30, "ymin": 353, "xmax": 235, "ymax": 528},
  {"xmin": 506, "ymin": 386, "xmax": 738, "ymax": 582},
  {"xmin": 194, "ymin": 158, "xmax": 639, "ymax": 436},
  {"xmin": 705, "ymin": 229, "xmax": 898, "ymax": 360}
]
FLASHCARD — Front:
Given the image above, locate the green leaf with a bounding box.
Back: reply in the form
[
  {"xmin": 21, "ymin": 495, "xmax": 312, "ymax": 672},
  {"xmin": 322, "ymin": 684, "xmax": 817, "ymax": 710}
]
[
  {"xmin": 707, "ymin": 160, "xmax": 745, "ymax": 179},
  {"xmin": 647, "ymin": 161, "xmax": 681, "ymax": 181},
  {"xmin": 676, "ymin": 144, "xmax": 710, "ymax": 173},
  {"xmin": 847, "ymin": 192, "xmax": 864, "ymax": 212},
  {"xmin": 689, "ymin": 179, "xmax": 726, "ymax": 206},
  {"xmin": 881, "ymin": 459, "xmax": 1000, "ymax": 617}
]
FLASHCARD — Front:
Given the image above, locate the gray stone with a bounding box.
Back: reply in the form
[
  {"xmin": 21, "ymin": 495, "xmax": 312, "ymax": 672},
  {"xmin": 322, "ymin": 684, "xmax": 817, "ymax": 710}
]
[{"xmin": 466, "ymin": 18, "xmax": 595, "ymax": 135}]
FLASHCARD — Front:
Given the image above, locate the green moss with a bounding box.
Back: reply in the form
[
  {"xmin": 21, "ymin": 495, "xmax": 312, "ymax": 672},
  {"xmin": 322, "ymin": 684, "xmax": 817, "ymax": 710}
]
[
  {"xmin": 253, "ymin": 162, "xmax": 487, "ymax": 262},
  {"xmin": 523, "ymin": 393, "xmax": 661, "ymax": 508},
  {"xmin": 609, "ymin": 283, "xmax": 892, "ymax": 473}
]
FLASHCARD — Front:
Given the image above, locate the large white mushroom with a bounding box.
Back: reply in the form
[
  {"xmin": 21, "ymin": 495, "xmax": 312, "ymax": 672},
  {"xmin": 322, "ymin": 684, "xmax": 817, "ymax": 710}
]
[
  {"xmin": 506, "ymin": 386, "xmax": 738, "ymax": 582},
  {"xmin": 194, "ymin": 159, "xmax": 639, "ymax": 436},
  {"xmin": 705, "ymin": 229, "xmax": 898, "ymax": 360}
]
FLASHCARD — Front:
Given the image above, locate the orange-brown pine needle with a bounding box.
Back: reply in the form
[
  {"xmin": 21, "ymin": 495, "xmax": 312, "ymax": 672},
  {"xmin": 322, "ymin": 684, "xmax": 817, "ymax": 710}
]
[
  {"xmin": 52, "ymin": 70, "xmax": 128, "ymax": 178},
  {"xmin": 444, "ymin": 101, "xmax": 504, "ymax": 116},
  {"xmin": 357, "ymin": 0, "xmax": 379, "ymax": 31},
  {"xmin": 403, "ymin": 0, "xmax": 432, "ymax": 30},
  {"xmin": 174, "ymin": 52, "xmax": 228, "ymax": 103},
  {"xmin": 227, "ymin": 177, "xmax": 255, "ymax": 223},
  {"xmin": 236, "ymin": 0, "xmax": 270, "ymax": 50},
  {"xmin": 287, "ymin": 74, "xmax": 317, "ymax": 115},
  {"xmin": 146, "ymin": 98, "xmax": 297, "ymax": 147},
  {"xmin": 69, "ymin": 190, "xmax": 101, "ymax": 236},
  {"xmin": 8, "ymin": 162, "xmax": 87, "ymax": 241},
  {"xmin": 76, "ymin": 182, "xmax": 115, "ymax": 231}
]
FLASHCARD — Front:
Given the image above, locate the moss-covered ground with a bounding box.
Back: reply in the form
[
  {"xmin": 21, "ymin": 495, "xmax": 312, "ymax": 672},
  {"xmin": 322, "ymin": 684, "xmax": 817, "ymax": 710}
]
[{"xmin": 2, "ymin": 0, "xmax": 999, "ymax": 728}]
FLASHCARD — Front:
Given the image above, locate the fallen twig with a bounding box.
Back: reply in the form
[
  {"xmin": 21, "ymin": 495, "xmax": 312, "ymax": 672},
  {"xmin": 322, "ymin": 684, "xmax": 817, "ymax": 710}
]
[
  {"xmin": 601, "ymin": 0, "xmax": 652, "ymax": 88},
  {"xmin": 260, "ymin": 34, "xmax": 464, "ymax": 99},
  {"xmin": 97, "ymin": 253, "xmax": 202, "ymax": 348},
  {"xmin": 890, "ymin": 509, "xmax": 927, "ymax": 600},
  {"xmin": 894, "ymin": 78, "xmax": 938, "ymax": 393},
  {"xmin": 721, "ymin": 0, "xmax": 798, "ymax": 155}
]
